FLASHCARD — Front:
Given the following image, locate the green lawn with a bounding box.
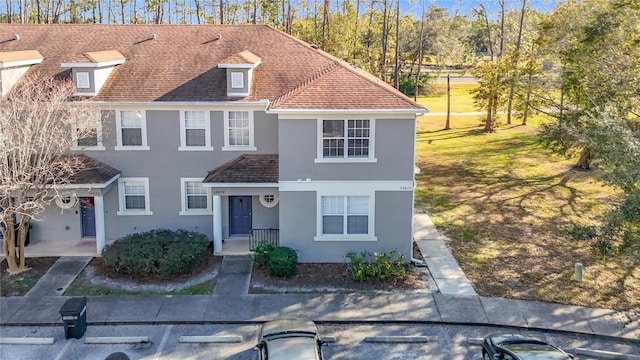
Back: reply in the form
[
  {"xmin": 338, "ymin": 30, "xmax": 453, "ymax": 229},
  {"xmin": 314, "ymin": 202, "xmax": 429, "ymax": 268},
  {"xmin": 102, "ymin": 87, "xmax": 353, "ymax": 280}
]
[
  {"xmin": 415, "ymin": 114, "xmax": 639, "ymax": 312},
  {"xmin": 417, "ymin": 83, "xmax": 478, "ymax": 113}
]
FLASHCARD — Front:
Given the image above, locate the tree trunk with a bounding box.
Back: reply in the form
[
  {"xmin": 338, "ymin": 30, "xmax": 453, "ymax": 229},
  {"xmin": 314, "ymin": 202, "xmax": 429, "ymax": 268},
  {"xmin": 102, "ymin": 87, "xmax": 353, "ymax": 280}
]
[
  {"xmin": 352, "ymin": 0, "xmax": 360, "ymax": 61},
  {"xmin": 52, "ymin": 0, "xmax": 63, "ymax": 23},
  {"xmin": 36, "ymin": 0, "xmax": 41, "ymax": 23},
  {"xmin": 393, "ymin": 0, "xmax": 400, "ymax": 89},
  {"xmin": 322, "ymin": 0, "xmax": 329, "ymax": 47},
  {"xmin": 445, "ymin": 74, "xmax": 451, "ymax": 130},
  {"xmin": 380, "ymin": 0, "xmax": 389, "ymax": 80},
  {"xmin": 219, "ymin": 0, "xmax": 224, "ymax": 24},
  {"xmin": 576, "ymin": 149, "xmax": 591, "ymax": 170},
  {"xmin": 485, "ymin": 95, "xmax": 495, "ymax": 132},
  {"xmin": 413, "ymin": 0, "xmax": 424, "ymax": 102},
  {"xmin": 506, "ymin": 0, "xmax": 527, "ymax": 125}
]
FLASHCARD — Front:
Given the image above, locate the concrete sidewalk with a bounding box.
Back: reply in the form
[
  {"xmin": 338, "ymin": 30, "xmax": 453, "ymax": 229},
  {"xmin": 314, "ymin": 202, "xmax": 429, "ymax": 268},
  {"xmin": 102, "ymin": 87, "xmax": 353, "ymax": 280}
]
[
  {"xmin": 413, "ymin": 213, "xmax": 477, "ymax": 296},
  {"xmin": 1, "ymin": 213, "xmax": 638, "ymax": 344},
  {"xmin": 1, "ymin": 293, "xmax": 638, "ymax": 341}
]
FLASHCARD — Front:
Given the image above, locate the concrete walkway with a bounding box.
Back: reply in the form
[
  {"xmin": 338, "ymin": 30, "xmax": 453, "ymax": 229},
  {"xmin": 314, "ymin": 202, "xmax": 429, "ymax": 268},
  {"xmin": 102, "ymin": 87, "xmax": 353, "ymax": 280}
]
[
  {"xmin": 1, "ymin": 214, "xmax": 639, "ymax": 344},
  {"xmin": 413, "ymin": 213, "xmax": 477, "ymax": 296},
  {"xmin": 25, "ymin": 257, "xmax": 92, "ymax": 297},
  {"xmin": 212, "ymin": 255, "xmax": 252, "ymax": 295}
]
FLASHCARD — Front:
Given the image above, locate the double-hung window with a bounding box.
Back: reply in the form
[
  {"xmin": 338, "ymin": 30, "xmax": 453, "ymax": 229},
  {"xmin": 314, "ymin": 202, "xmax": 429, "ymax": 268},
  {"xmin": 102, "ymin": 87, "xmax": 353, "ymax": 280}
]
[
  {"xmin": 318, "ymin": 119, "xmax": 374, "ymax": 162},
  {"xmin": 116, "ymin": 110, "xmax": 149, "ymax": 150},
  {"xmin": 319, "ymin": 196, "xmax": 372, "ymax": 238},
  {"xmin": 72, "ymin": 116, "xmax": 104, "ymax": 150},
  {"xmin": 179, "ymin": 178, "xmax": 212, "ymax": 215},
  {"xmin": 117, "ymin": 178, "xmax": 152, "ymax": 215},
  {"xmin": 179, "ymin": 111, "xmax": 212, "ymax": 151},
  {"xmin": 223, "ymin": 111, "xmax": 256, "ymax": 150}
]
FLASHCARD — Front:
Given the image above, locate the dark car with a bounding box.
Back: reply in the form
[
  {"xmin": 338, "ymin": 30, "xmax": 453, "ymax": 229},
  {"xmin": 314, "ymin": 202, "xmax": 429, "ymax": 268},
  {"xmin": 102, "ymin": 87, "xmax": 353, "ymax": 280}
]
[
  {"xmin": 482, "ymin": 333, "xmax": 573, "ymax": 360},
  {"xmin": 254, "ymin": 319, "xmax": 326, "ymax": 360}
]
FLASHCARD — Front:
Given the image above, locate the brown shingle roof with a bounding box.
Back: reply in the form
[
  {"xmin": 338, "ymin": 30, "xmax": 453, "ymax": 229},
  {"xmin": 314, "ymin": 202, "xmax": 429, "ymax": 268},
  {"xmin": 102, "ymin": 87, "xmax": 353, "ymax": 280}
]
[
  {"xmin": 66, "ymin": 154, "xmax": 120, "ymax": 185},
  {"xmin": 0, "ymin": 24, "xmax": 424, "ymax": 111},
  {"xmin": 204, "ymin": 154, "xmax": 278, "ymax": 184}
]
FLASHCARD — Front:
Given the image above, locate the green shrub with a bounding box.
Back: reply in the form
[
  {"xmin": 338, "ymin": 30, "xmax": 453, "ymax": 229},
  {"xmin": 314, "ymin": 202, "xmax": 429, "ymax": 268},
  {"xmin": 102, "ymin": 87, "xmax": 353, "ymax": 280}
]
[
  {"xmin": 345, "ymin": 250, "xmax": 407, "ymax": 282},
  {"xmin": 253, "ymin": 240, "xmax": 277, "ymax": 266},
  {"xmin": 266, "ymin": 246, "xmax": 298, "ymax": 278},
  {"xmin": 101, "ymin": 229, "xmax": 209, "ymax": 277}
]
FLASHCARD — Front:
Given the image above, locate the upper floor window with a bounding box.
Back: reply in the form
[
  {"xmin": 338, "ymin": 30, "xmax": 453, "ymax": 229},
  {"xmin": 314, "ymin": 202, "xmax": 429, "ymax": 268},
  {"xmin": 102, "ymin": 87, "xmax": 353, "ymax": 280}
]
[
  {"xmin": 71, "ymin": 117, "xmax": 104, "ymax": 151},
  {"xmin": 231, "ymin": 72, "xmax": 244, "ymax": 89},
  {"xmin": 223, "ymin": 111, "xmax": 256, "ymax": 151},
  {"xmin": 115, "ymin": 110, "xmax": 149, "ymax": 150},
  {"xmin": 317, "ymin": 119, "xmax": 375, "ymax": 162},
  {"xmin": 179, "ymin": 178, "xmax": 212, "ymax": 215},
  {"xmin": 179, "ymin": 111, "xmax": 212, "ymax": 151},
  {"xmin": 76, "ymin": 72, "xmax": 90, "ymax": 89},
  {"xmin": 117, "ymin": 178, "xmax": 152, "ymax": 215}
]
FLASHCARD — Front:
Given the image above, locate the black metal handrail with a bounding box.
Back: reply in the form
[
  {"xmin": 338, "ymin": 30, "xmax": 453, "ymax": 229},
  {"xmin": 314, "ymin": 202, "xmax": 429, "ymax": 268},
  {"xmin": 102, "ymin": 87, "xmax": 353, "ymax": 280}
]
[{"xmin": 250, "ymin": 228, "xmax": 279, "ymax": 250}]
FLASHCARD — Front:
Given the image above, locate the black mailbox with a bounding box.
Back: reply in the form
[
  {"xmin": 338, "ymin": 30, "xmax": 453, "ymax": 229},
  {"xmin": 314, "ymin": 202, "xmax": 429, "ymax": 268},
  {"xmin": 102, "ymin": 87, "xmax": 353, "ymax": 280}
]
[{"xmin": 60, "ymin": 297, "xmax": 87, "ymax": 339}]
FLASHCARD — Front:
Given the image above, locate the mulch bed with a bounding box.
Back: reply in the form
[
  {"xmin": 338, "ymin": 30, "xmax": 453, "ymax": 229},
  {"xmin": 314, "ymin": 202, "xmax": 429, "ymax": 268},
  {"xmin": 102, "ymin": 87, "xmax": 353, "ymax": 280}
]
[
  {"xmin": 250, "ymin": 241, "xmax": 431, "ymax": 294},
  {"xmin": 250, "ymin": 262, "xmax": 427, "ymax": 293},
  {"xmin": 0, "ymin": 256, "xmax": 58, "ymax": 296}
]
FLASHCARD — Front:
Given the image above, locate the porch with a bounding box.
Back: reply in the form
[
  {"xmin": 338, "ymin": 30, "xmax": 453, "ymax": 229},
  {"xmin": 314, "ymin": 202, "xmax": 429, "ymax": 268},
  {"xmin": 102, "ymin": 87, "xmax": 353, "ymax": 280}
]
[
  {"xmin": 216, "ymin": 228, "xmax": 279, "ymax": 255},
  {"xmin": 13, "ymin": 227, "xmax": 278, "ymax": 257},
  {"xmin": 22, "ymin": 238, "xmax": 115, "ymax": 257}
]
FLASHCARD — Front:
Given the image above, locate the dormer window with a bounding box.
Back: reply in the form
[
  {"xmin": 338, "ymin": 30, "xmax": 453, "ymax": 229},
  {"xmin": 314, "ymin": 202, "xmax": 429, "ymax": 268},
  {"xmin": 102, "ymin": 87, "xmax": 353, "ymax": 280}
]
[
  {"xmin": 61, "ymin": 50, "xmax": 125, "ymax": 96},
  {"xmin": 0, "ymin": 50, "xmax": 43, "ymax": 96},
  {"xmin": 76, "ymin": 72, "xmax": 90, "ymax": 89},
  {"xmin": 231, "ymin": 72, "xmax": 244, "ymax": 89},
  {"xmin": 218, "ymin": 50, "xmax": 261, "ymax": 98}
]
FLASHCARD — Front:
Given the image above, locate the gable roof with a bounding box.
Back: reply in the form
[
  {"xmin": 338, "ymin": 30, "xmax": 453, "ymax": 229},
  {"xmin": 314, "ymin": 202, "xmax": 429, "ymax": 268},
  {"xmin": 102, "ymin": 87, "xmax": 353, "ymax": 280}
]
[
  {"xmin": 204, "ymin": 154, "xmax": 278, "ymax": 184},
  {"xmin": 0, "ymin": 24, "xmax": 425, "ymax": 111}
]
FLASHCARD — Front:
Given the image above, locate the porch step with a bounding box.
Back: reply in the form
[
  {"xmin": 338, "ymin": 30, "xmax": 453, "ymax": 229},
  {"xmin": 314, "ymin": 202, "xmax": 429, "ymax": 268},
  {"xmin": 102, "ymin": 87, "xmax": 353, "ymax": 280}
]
[
  {"xmin": 216, "ymin": 239, "xmax": 251, "ymax": 255},
  {"xmin": 212, "ymin": 255, "xmax": 253, "ymax": 296}
]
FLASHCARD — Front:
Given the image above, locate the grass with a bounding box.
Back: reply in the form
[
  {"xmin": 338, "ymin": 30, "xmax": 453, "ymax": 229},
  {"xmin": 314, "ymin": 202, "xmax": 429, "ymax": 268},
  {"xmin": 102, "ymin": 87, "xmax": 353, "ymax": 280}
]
[
  {"xmin": 64, "ymin": 269, "xmax": 217, "ymax": 296},
  {"xmin": 417, "ymin": 83, "xmax": 478, "ymax": 113},
  {"xmin": 415, "ymin": 112, "xmax": 639, "ymax": 311},
  {"xmin": 0, "ymin": 257, "xmax": 58, "ymax": 296}
]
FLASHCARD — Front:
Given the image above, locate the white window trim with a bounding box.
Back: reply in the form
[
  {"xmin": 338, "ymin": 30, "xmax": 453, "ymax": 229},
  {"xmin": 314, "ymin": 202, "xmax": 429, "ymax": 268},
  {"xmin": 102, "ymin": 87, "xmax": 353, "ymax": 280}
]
[
  {"xmin": 76, "ymin": 71, "xmax": 90, "ymax": 89},
  {"xmin": 259, "ymin": 194, "xmax": 279, "ymax": 208},
  {"xmin": 178, "ymin": 111, "xmax": 213, "ymax": 151},
  {"xmin": 230, "ymin": 71, "xmax": 244, "ymax": 89},
  {"xmin": 115, "ymin": 110, "xmax": 150, "ymax": 151},
  {"xmin": 179, "ymin": 178, "xmax": 213, "ymax": 215},
  {"xmin": 70, "ymin": 120, "xmax": 105, "ymax": 151},
  {"xmin": 315, "ymin": 118, "xmax": 376, "ymax": 163},
  {"xmin": 222, "ymin": 110, "xmax": 257, "ymax": 151},
  {"xmin": 117, "ymin": 177, "xmax": 153, "ymax": 215},
  {"xmin": 314, "ymin": 191, "xmax": 376, "ymax": 242}
]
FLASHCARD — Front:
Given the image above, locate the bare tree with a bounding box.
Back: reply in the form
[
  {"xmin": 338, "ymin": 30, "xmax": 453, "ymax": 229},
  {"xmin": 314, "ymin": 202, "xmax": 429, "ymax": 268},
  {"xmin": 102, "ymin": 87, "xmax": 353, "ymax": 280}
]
[{"xmin": 0, "ymin": 76, "xmax": 101, "ymax": 274}]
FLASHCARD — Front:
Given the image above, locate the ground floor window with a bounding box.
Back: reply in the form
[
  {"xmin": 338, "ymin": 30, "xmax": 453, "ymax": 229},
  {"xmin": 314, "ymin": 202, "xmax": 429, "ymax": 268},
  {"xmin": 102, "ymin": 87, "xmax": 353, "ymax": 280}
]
[
  {"xmin": 117, "ymin": 178, "xmax": 152, "ymax": 215},
  {"xmin": 179, "ymin": 178, "xmax": 212, "ymax": 215},
  {"xmin": 321, "ymin": 196, "xmax": 369, "ymax": 235}
]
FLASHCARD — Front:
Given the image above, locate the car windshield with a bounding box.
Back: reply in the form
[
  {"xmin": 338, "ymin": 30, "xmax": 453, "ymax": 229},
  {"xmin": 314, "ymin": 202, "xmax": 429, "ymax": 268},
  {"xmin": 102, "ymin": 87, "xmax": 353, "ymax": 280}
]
[
  {"xmin": 265, "ymin": 335, "xmax": 319, "ymax": 360},
  {"xmin": 501, "ymin": 343, "xmax": 570, "ymax": 360}
]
